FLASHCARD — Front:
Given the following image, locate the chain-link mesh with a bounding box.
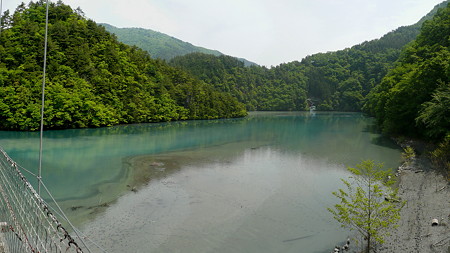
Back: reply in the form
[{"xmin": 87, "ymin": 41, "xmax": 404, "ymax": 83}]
[{"xmin": 0, "ymin": 148, "xmax": 84, "ymax": 253}]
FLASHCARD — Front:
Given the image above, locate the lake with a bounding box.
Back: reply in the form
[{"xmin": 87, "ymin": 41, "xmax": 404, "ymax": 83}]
[{"xmin": 0, "ymin": 111, "xmax": 402, "ymax": 253}]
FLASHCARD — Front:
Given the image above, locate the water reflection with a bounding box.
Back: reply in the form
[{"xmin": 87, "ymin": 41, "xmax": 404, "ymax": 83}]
[{"xmin": 0, "ymin": 112, "xmax": 402, "ymax": 200}]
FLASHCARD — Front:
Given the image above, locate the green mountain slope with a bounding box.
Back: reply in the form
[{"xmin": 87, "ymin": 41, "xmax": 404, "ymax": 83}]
[
  {"xmin": 100, "ymin": 23, "xmax": 222, "ymax": 60},
  {"xmin": 169, "ymin": 1, "xmax": 449, "ymax": 112},
  {"xmin": 170, "ymin": 53, "xmax": 308, "ymax": 111},
  {"xmin": 364, "ymin": 2, "xmax": 450, "ymax": 139},
  {"xmin": 0, "ymin": 2, "xmax": 246, "ymax": 131},
  {"xmin": 100, "ymin": 23, "xmax": 256, "ymax": 66}
]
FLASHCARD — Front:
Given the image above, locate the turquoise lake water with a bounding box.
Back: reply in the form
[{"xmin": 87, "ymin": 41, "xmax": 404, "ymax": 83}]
[{"xmin": 0, "ymin": 111, "xmax": 402, "ymax": 252}]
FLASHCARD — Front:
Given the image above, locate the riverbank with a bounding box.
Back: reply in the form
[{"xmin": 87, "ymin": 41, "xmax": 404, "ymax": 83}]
[{"xmin": 378, "ymin": 149, "xmax": 450, "ymax": 252}]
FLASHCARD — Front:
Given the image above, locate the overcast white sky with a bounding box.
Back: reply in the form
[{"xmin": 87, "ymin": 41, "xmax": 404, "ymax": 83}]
[{"xmin": 2, "ymin": 0, "xmax": 445, "ymax": 66}]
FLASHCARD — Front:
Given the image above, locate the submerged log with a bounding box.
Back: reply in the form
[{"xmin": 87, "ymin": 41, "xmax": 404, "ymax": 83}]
[
  {"xmin": 70, "ymin": 206, "xmax": 84, "ymax": 211},
  {"xmin": 282, "ymin": 234, "xmax": 314, "ymax": 242}
]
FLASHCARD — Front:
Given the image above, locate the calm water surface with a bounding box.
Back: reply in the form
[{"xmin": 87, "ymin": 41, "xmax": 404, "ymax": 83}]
[{"xmin": 0, "ymin": 112, "xmax": 402, "ymax": 253}]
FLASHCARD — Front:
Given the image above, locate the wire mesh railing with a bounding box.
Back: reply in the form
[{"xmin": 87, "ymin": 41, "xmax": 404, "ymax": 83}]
[{"xmin": 0, "ymin": 148, "xmax": 84, "ymax": 253}]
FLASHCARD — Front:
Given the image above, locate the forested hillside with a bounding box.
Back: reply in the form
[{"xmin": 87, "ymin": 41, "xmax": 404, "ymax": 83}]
[
  {"xmin": 101, "ymin": 24, "xmax": 256, "ymax": 66},
  {"xmin": 100, "ymin": 24, "xmax": 222, "ymax": 60},
  {"xmin": 170, "ymin": 54, "xmax": 307, "ymax": 111},
  {"xmin": 364, "ymin": 3, "xmax": 450, "ymax": 140},
  {"xmin": 364, "ymin": 2, "xmax": 450, "ymax": 178},
  {"xmin": 0, "ymin": 1, "xmax": 246, "ymax": 131},
  {"xmin": 169, "ymin": 1, "xmax": 449, "ymax": 112},
  {"xmin": 0, "ymin": 0, "xmax": 448, "ymax": 133}
]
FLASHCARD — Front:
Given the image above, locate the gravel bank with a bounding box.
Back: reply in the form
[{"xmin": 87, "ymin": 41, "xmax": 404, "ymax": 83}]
[{"xmin": 378, "ymin": 155, "xmax": 450, "ymax": 253}]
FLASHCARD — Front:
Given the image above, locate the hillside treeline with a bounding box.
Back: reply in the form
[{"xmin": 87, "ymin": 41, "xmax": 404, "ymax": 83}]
[
  {"xmin": 0, "ymin": 1, "xmax": 246, "ymax": 131},
  {"xmin": 169, "ymin": 25, "xmax": 422, "ymax": 112},
  {"xmin": 365, "ymin": 3, "xmax": 450, "ymax": 178},
  {"xmin": 168, "ymin": 1, "xmax": 450, "ymax": 177},
  {"xmin": 365, "ymin": 3, "xmax": 450, "ymax": 140},
  {"xmin": 169, "ymin": 2, "xmax": 449, "ymax": 114}
]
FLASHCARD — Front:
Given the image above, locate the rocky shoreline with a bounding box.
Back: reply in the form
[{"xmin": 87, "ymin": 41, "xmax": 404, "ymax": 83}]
[{"xmin": 378, "ymin": 148, "xmax": 449, "ymax": 253}]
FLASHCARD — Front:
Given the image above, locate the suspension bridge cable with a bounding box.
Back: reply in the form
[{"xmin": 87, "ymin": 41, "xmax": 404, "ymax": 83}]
[
  {"xmin": 0, "ymin": 0, "xmax": 3, "ymax": 35},
  {"xmin": 45, "ymin": 203, "xmax": 109, "ymax": 253},
  {"xmin": 39, "ymin": 181, "xmax": 94, "ymax": 253},
  {"xmin": 35, "ymin": 1, "xmax": 94, "ymax": 252},
  {"xmin": 0, "ymin": 148, "xmax": 85, "ymax": 253},
  {"xmin": 0, "ymin": 2, "xmax": 98, "ymax": 252},
  {"xmin": 1, "ymin": 2, "xmax": 106, "ymax": 252},
  {"xmin": 12, "ymin": 163, "xmax": 38, "ymax": 179},
  {"xmin": 38, "ymin": 0, "xmax": 50, "ymax": 197}
]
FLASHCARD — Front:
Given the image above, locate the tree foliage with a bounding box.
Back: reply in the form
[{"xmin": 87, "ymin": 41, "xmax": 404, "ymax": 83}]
[
  {"xmin": 167, "ymin": 2, "xmax": 449, "ymax": 114},
  {"xmin": 430, "ymin": 134, "xmax": 450, "ymax": 180},
  {"xmin": 416, "ymin": 82, "xmax": 450, "ymax": 139},
  {"xmin": 170, "ymin": 53, "xmax": 308, "ymax": 111},
  {"xmin": 328, "ymin": 160, "xmax": 403, "ymax": 253},
  {"xmin": 364, "ymin": 3, "xmax": 450, "ymax": 139},
  {"xmin": 0, "ymin": 1, "xmax": 246, "ymax": 131},
  {"xmin": 168, "ymin": 13, "xmax": 430, "ymax": 112}
]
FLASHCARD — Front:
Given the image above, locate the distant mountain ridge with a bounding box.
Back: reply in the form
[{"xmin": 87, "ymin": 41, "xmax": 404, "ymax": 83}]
[
  {"xmin": 168, "ymin": 0, "xmax": 450, "ymax": 112},
  {"xmin": 100, "ymin": 0, "xmax": 449, "ymax": 69},
  {"xmin": 100, "ymin": 23, "xmax": 256, "ymax": 66}
]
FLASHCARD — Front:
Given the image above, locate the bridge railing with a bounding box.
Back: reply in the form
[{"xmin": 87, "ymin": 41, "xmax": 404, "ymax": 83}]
[{"xmin": 0, "ymin": 148, "xmax": 84, "ymax": 253}]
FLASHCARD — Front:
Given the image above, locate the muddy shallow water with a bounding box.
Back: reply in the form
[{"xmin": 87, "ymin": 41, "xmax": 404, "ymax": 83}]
[{"xmin": 82, "ymin": 144, "xmax": 350, "ymax": 253}]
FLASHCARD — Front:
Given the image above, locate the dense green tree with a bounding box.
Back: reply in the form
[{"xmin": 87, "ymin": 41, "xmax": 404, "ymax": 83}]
[
  {"xmin": 170, "ymin": 53, "xmax": 307, "ymax": 111},
  {"xmin": 0, "ymin": 1, "xmax": 246, "ymax": 131},
  {"xmin": 416, "ymin": 82, "xmax": 450, "ymax": 139},
  {"xmin": 364, "ymin": 3, "xmax": 450, "ymax": 137}
]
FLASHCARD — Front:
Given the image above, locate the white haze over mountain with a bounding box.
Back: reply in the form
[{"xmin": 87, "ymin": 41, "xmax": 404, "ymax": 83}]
[{"xmin": 2, "ymin": 0, "xmax": 445, "ymax": 66}]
